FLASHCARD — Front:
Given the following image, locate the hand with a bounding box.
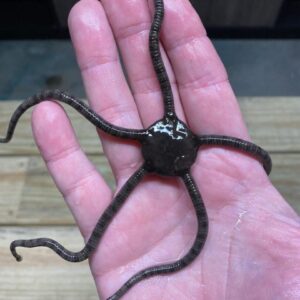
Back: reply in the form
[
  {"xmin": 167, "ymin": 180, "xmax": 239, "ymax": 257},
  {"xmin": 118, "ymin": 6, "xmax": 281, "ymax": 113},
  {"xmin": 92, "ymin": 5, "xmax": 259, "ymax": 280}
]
[{"xmin": 31, "ymin": 0, "xmax": 300, "ymax": 299}]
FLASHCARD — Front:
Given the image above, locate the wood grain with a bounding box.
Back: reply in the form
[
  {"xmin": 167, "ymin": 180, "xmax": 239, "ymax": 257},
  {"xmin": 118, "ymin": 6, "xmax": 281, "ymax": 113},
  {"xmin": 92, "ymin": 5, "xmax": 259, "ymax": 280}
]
[
  {"xmin": 0, "ymin": 156, "xmax": 114, "ymax": 225},
  {"xmin": 270, "ymin": 153, "xmax": 300, "ymax": 212},
  {"xmin": 241, "ymin": 97, "xmax": 300, "ymax": 152},
  {"xmin": 0, "ymin": 101, "xmax": 103, "ymax": 155},
  {"xmin": 1, "ymin": 98, "xmax": 300, "ymax": 299},
  {"xmin": 0, "ymin": 153, "xmax": 299, "ymax": 226},
  {"xmin": 1, "ymin": 98, "xmax": 300, "ymax": 154},
  {"xmin": 0, "ymin": 226, "xmax": 98, "ymax": 300}
]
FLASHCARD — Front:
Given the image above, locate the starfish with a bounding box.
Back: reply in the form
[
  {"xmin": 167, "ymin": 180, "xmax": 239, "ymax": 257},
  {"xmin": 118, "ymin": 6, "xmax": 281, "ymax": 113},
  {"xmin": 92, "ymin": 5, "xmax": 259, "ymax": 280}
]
[{"xmin": 0, "ymin": 0, "xmax": 271, "ymax": 299}]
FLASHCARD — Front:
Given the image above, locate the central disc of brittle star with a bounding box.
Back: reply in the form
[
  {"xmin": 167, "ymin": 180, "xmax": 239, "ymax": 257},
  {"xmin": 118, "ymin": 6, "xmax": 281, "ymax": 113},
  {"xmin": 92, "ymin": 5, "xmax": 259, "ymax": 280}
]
[{"xmin": 142, "ymin": 116, "xmax": 198, "ymax": 176}]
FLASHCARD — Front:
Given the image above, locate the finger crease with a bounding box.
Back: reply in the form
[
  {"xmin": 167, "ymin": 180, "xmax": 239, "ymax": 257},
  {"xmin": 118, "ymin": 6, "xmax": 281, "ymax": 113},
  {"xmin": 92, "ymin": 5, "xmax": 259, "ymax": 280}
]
[
  {"xmin": 115, "ymin": 158, "xmax": 143, "ymax": 185},
  {"xmin": 166, "ymin": 33, "xmax": 208, "ymax": 52},
  {"xmin": 96, "ymin": 102, "xmax": 138, "ymax": 126},
  {"xmin": 133, "ymin": 80, "xmax": 177, "ymax": 97},
  {"xmin": 64, "ymin": 168, "xmax": 99, "ymax": 200},
  {"xmin": 45, "ymin": 144, "xmax": 81, "ymax": 165},
  {"xmin": 115, "ymin": 21, "xmax": 151, "ymax": 41},
  {"xmin": 80, "ymin": 55, "xmax": 119, "ymax": 73},
  {"xmin": 179, "ymin": 77, "xmax": 229, "ymax": 92}
]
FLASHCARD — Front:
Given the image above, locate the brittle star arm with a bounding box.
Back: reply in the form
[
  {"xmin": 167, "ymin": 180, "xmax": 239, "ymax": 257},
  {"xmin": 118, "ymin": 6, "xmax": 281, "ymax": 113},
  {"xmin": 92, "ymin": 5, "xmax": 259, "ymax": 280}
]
[
  {"xmin": 0, "ymin": 90, "xmax": 147, "ymax": 143},
  {"xmin": 150, "ymin": 0, "xmax": 175, "ymax": 117},
  {"xmin": 197, "ymin": 135, "xmax": 272, "ymax": 175},
  {"xmin": 106, "ymin": 172, "xmax": 208, "ymax": 300},
  {"xmin": 10, "ymin": 165, "xmax": 147, "ymax": 262}
]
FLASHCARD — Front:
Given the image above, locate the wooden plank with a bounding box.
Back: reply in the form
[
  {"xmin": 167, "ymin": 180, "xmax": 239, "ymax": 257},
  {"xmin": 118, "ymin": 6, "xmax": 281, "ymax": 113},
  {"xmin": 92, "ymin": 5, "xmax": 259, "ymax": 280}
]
[
  {"xmin": 0, "ymin": 156, "xmax": 114, "ymax": 225},
  {"xmin": 194, "ymin": 0, "xmax": 284, "ymax": 27},
  {"xmin": 241, "ymin": 97, "xmax": 300, "ymax": 152},
  {"xmin": 0, "ymin": 101, "xmax": 103, "ymax": 155},
  {"xmin": 1, "ymin": 98, "xmax": 300, "ymax": 155},
  {"xmin": 269, "ymin": 153, "xmax": 300, "ymax": 213},
  {"xmin": 0, "ymin": 153, "xmax": 299, "ymax": 226},
  {"xmin": 0, "ymin": 226, "xmax": 98, "ymax": 300}
]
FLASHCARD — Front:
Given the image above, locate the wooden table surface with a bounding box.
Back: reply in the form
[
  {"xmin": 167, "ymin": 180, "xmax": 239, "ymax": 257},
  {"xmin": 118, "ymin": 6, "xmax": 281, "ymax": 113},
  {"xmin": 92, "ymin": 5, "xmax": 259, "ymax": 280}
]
[{"xmin": 0, "ymin": 98, "xmax": 300, "ymax": 299}]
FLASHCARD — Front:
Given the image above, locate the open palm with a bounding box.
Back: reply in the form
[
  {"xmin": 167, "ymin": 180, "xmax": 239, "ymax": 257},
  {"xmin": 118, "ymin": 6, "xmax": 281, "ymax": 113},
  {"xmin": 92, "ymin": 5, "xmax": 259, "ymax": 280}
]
[{"xmin": 30, "ymin": 0, "xmax": 300, "ymax": 299}]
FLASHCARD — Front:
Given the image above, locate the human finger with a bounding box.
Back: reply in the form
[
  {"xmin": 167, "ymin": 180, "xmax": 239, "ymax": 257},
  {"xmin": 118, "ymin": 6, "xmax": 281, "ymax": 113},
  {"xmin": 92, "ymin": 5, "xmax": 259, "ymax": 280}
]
[
  {"xmin": 68, "ymin": 0, "xmax": 144, "ymax": 181},
  {"xmin": 101, "ymin": 0, "xmax": 185, "ymax": 127},
  {"xmin": 32, "ymin": 102, "xmax": 112, "ymax": 239},
  {"xmin": 160, "ymin": 0, "xmax": 249, "ymax": 138}
]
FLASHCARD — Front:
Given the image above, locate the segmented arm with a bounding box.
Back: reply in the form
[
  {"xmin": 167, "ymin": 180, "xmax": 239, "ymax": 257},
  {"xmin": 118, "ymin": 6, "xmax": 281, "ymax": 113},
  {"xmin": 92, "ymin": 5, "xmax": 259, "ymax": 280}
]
[
  {"xmin": 197, "ymin": 135, "xmax": 272, "ymax": 175},
  {"xmin": 149, "ymin": 0, "xmax": 175, "ymax": 117},
  {"xmin": 106, "ymin": 172, "xmax": 208, "ymax": 300},
  {"xmin": 0, "ymin": 90, "xmax": 147, "ymax": 143},
  {"xmin": 10, "ymin": 165, "xmax": 147, "ymax": 262}
]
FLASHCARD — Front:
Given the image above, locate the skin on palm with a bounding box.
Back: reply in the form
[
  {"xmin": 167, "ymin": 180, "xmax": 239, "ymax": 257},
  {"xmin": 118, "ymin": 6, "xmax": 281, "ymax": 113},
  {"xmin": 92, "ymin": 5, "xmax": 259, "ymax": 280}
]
[
  {"xmin": 88, "ymin": 145, "xmax": 299, "ymax": 299},
  {"xmin": 193, "ymin": 150, "xmax": 300, "ymax": 300},
  {"xmin": 1, "ymin": 0, "xmax": 300, "ymax": 299},
  {"xmin": 68, "ymin": 0, "xmax": 300, "ymax": 294}
]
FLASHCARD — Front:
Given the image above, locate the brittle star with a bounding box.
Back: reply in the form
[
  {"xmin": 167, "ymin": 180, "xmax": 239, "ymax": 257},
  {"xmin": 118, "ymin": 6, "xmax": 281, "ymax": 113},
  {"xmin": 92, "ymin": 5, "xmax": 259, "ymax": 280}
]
[{"xmin": 0, "ymin": 0, "xmax": 272, "ymax": 299}]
